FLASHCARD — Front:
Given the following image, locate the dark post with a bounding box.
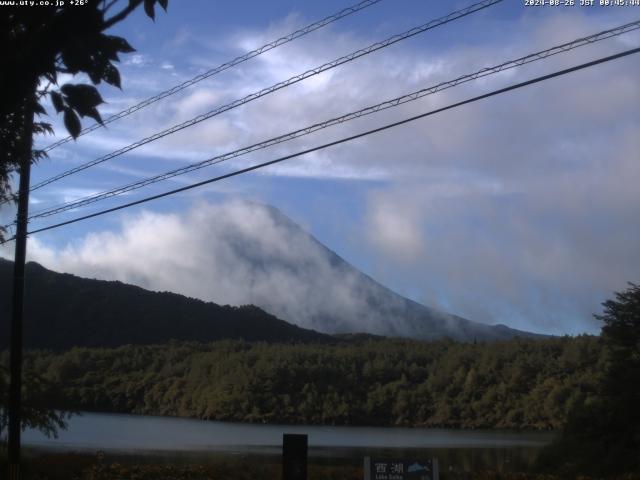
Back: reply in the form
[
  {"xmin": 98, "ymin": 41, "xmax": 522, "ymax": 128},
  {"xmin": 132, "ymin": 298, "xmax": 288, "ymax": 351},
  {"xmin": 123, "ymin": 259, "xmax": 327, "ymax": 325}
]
[
  {"xmin": 7, "ymin": 90, "xmax": 35, "ymax": 480},
  {"xmin": 282, "ymin": 433, "xmax": 307, "ymax": 480}
]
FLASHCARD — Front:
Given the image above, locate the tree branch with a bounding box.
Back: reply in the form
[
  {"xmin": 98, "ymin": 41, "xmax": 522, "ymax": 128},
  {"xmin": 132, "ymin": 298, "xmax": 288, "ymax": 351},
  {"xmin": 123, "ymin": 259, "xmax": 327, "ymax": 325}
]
[
  {"xmin": 103, "ymin": 0, "xmax": 120, "ymax": 14},
  {"xmin": 103, "ymin": 1, "xmax": 141, "ymax": 29},
  {"xmin": 36, "ymin": 81, "xmax": 53, "ymax": 99}
]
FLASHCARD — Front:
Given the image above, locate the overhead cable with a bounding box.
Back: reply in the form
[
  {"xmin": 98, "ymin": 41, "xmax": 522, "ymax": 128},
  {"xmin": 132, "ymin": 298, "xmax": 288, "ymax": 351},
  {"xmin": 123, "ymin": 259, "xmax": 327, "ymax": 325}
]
[
  {"xmin": 26, "ymin": 19, "xmax": 640, "ymax": 221},
  {"xmin": 2, "ymin": 46, "xmax": 634, "ymax": 243},
  {"xmin": 41, "ymin": 0, "xmax": 386, "ymax": 152},
  {"xmin": 28, "ymin": 0, "xmax": 503, "ymax": 192}
]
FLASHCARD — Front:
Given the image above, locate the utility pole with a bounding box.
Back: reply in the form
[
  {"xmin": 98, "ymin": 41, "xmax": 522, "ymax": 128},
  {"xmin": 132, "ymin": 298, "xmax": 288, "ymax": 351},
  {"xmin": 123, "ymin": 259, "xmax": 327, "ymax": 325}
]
[{"xmin": 7, "ymin": 90, "xmax": 35, "ymax": 480}]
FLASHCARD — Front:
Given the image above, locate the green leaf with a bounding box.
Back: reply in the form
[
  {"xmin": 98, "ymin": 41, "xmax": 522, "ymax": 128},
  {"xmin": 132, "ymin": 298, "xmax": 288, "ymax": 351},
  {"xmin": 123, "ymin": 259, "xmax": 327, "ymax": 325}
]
[
  {"xmin": 61, "ymin": 84, "xmax": 104, "ymax": 110},
  {"xmin": 144, "ymin": 0, "xmax": 155, "ymax": 20},
  {"xmin": 158, "ymin": 0, "xmax": 168, "ymax": 11},
  {"xmin": 108, "ymin": 35, "xmax": 136, "ymax": 54},
  {"xmin": 102, "ymin": 64, "xmax": 122, "ymax": 89},
  {"xmin": 85, "ymin": 107, "xmax": 104, "ymax": 126},
  {"xmin": 60, "ymin": 46, "xmax": 83, "ymax": 74},
  {"xmin": 99, "ymin": 36, "xmax": 121, "ymax": 62},
  {"xmin": 50, "ymin": 91, "xmax": 65, "ymax": 113},
  {"xmin": 33, "ymin": 122, "xmax": 54, "ymax": 136},
  {"xmin": 32, "ymin": 149, "xmax": 50, "ymax": 163},
  {"xmin": 87, "ymin": 65, "xmax": 103, "ymax": 85},
  {"xmin": 63, "ymin": 108, "xmax": 81, "ymax": 139},
  {"xmin": 33, "ymin": 102, "xmax": 47, "ymax": 116},
  {"xmin": 60, "ymin": 38, "xmax": 98, "ymax": 75}
]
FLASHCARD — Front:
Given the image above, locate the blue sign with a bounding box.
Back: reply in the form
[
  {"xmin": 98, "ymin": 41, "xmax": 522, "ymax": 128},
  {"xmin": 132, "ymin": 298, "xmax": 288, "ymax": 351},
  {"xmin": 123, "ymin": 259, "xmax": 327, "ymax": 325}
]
[{"xmin": 364, "ymin": 457, "xmax": 439, "ymax": 480}]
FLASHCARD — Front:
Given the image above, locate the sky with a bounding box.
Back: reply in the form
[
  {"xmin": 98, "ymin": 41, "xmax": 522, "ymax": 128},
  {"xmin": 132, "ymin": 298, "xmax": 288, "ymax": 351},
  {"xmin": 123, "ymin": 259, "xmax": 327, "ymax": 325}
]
[{"xmin": 1, "ymin": 0, "xmax": 639, "ymax": 335}]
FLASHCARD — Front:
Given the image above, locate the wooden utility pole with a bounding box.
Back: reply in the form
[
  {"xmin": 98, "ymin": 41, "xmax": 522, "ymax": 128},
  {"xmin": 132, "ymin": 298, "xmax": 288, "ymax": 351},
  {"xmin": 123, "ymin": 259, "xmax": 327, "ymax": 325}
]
[{"xmin": 7, "ymin": 91, "xmax": 35, "ymax": 480}]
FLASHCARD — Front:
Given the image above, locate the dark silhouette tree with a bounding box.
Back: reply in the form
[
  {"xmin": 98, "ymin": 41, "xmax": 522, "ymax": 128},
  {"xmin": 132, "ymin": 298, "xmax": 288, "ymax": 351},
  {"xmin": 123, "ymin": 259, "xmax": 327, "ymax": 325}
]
[
  {"xmin": 594, "ymin": 282, "xmax": 640, "ymax": 470},
  {"xmin": 0, "ymin": 0, "xmax": 168, "ymax": 238},
  {"xmin": 0, "ymin": 2, "xmax": 169, "ymax": 476},
  {"xmin": 0, "ymin": 362, "xmax": 71, "ymax": 447},
  {"xmin": 538, "ymin": 283, "xmax": 640, "ymax": 475}
]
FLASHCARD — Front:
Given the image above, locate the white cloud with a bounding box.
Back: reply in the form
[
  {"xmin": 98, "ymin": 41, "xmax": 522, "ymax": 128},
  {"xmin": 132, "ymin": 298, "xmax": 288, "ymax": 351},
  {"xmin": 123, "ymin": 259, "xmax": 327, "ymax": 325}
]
[
  {"xmin": 365, "ymin": 191, "xmax": 426, "ymax": 262},
  {"xmin": 20, "ymin": 10, "xmax": 640, "ymax": 336},
  {"xmin": 171, "ymin": 88, "xmax": 224, "ymax": 120},
  {"xmin": 44, "ymin": 9, "xmax": 640, "ymax": 187},
  {"xmin": 22, "ymin": 201, "xmax": 443, "ymax": 336},
  {"xmin": 125, "ymin": 54, "xmax": 150, "ymax": 66},
  {"xmin": 359, "ymin": 128, "xmax": 640, "ymax": 334}
]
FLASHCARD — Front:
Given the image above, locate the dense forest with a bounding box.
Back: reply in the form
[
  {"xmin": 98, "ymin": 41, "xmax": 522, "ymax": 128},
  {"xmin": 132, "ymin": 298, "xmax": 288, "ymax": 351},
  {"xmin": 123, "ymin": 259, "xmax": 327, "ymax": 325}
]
[
  {"xmin": 0, "ymin": 259, "xmax": 332, "ymax": 350},
  {"xmin": 3, "ymin": 281, "xmax": 639, "ymax": 477},
  {"xmin": 4, "ymin": 336, "xmax": 602, "ymax": 430}
]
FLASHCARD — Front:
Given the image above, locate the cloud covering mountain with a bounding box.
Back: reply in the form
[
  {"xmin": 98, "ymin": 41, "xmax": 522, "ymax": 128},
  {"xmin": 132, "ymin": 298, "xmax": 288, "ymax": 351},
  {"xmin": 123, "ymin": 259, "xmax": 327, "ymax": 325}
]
[
  {"xmin": 22, "ymin": 201, "xmax": 537, "ymax": 340},
  {"xmin": 0, "ymin": 8, "xmax": 635, "ymax": 336}
]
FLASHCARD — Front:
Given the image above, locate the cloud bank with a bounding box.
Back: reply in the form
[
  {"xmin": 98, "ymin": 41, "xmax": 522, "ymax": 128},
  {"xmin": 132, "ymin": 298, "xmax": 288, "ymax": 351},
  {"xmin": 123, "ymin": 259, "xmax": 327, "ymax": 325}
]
[{"xmin": 22, "ymin": 201, "xmax": 444, "ymax": 336}]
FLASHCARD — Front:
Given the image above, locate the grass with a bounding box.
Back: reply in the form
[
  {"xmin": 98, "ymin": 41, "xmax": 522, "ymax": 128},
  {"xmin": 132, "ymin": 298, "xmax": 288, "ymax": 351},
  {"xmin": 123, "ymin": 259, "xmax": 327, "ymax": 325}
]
[
  {"xmin": 3, "ymin": 452, "xmax": 362, "ymax": 479},
  {"xmin": 3, "ymin": 451, "xmax": 640, "ymax": 480}
]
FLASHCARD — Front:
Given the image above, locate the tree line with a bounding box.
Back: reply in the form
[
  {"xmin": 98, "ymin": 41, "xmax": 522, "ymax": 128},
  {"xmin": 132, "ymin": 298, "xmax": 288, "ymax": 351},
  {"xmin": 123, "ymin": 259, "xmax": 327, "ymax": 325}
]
[{"xmin": 2, "ymin": 335, "xmax": 602, "ymax": 431}]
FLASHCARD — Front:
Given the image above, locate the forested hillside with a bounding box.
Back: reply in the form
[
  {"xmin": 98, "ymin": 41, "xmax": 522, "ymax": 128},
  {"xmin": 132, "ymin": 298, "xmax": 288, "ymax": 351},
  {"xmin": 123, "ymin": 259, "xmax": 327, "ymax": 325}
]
[
  {"xmin": 1, "ymin": 245, "xmax": 543, "ymax": 346},
  {"xmin": 10, "ymin": 336, "xmax": 602, "ymax": 430},
  {"xmin": 0, "ymin": 259, "xmax": 331, "ymax": 349}
]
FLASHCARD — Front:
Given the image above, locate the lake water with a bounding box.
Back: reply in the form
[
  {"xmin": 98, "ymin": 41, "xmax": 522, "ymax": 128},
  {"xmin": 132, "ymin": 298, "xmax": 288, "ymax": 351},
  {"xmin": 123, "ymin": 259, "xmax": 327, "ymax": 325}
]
[{"xmin": 22, "ymin": 412, "xmax": 555, "ymax": 470}]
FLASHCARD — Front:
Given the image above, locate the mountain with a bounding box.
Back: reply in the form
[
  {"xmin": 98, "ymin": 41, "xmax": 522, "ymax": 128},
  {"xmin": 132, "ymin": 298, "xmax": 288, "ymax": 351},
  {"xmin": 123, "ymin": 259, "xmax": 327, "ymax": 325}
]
[
  {"xmin": 202, "ymin": 203, "xmax": 542, "ymax": 342},
  {"xmin": 0, "ymin": 203, "xmax": 542, "ymax": 345},
  {"xmin": 0, "ymin": 258, "xmax": 332, "ymax": 350}
]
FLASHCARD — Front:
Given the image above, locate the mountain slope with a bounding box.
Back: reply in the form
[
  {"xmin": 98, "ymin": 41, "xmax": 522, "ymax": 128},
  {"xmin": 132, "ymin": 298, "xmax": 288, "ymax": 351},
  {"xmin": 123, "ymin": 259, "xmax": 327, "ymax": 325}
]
[
  {"xmin": 0, "ymin": 258, "xmax": 332, "ymax": 350},
  {"xmin": 1, "ymin": 203, "xmax": 543, "ymax": 344},
  {"xmin": 237, "ymin": 204, "xmax": 543, "ymax": 341}
]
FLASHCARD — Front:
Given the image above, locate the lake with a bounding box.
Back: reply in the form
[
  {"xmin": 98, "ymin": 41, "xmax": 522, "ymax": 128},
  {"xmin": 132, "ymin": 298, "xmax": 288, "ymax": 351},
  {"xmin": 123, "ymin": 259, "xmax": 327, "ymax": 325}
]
[{"xmin": 22, "ymin": 412, "xmax": 555, "ymax": 471}]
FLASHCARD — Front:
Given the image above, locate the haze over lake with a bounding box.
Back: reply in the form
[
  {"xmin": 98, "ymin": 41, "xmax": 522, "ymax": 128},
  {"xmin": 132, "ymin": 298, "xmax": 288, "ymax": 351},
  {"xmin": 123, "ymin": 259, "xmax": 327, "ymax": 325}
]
[
  {"xmin": 20, "ymin": 412, "xmax": 554, "ymax": 472},
  {"xmin": 23, "ymin": 412, "xmax": 553, "ymax": 452}
]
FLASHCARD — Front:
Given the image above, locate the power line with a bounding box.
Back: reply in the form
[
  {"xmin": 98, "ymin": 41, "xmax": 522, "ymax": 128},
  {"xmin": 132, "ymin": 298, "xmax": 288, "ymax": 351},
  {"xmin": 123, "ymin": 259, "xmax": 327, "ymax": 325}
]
[
  {"xmin": 2, "ymin": 46, "xmax": 634, "ymax": 244},
  {"xmin": 24, "ymin": 19, "xmax": 640, "ymax": 221},
  {"xmin": 41, "ymin": 0, "xmax": 386, "ymax": 152},
  {"xmin": 27, "ymin": 0, "xmax": 503, "ymax": 192}
]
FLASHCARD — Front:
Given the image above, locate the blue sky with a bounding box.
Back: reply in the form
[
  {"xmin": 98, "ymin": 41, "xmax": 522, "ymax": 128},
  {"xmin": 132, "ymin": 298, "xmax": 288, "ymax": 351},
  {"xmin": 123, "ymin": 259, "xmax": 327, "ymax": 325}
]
[{"xmin": 1, "ymin": 0, "xmax": 639, "ymax": 335}]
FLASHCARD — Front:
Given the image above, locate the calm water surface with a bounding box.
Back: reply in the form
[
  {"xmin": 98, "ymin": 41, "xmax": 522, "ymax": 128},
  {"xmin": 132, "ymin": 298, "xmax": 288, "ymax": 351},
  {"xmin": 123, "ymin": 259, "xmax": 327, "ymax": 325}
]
[{"xmin": 23, "ymin": 412, "xmax": 553, "ymax": 455}]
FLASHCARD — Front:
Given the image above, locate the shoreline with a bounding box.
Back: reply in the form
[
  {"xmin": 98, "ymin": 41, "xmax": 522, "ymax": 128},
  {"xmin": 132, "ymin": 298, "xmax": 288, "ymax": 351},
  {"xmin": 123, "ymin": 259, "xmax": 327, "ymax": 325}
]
[{"xmin": 44, "ymin": 409, "xmax": 561, "ymax": 434}]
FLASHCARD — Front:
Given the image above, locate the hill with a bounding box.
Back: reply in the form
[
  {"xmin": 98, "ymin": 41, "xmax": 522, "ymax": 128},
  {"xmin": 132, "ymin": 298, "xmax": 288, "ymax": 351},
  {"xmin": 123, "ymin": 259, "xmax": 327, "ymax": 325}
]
[
  {"xmin": 0, "ymin": 258, "xmax": 332, "ymax": 350},
  {"xmin": 0, "ymin": 203, "xmax": 548, "ymax": 346},
  {"xmin": 221, "ymin": 204, "xmax": 544, "ymax": 341},
  {"xmin": 18, "ymin": 203, "xmax": 545, "ymax": 342}
]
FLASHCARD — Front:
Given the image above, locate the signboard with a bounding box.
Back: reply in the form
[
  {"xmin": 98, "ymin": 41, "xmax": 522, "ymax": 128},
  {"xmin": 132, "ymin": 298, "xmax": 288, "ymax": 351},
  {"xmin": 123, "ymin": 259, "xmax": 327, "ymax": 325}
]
[{"xmin": 363, "ymin": 457, "xmax": 439, "ymax": 480}]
